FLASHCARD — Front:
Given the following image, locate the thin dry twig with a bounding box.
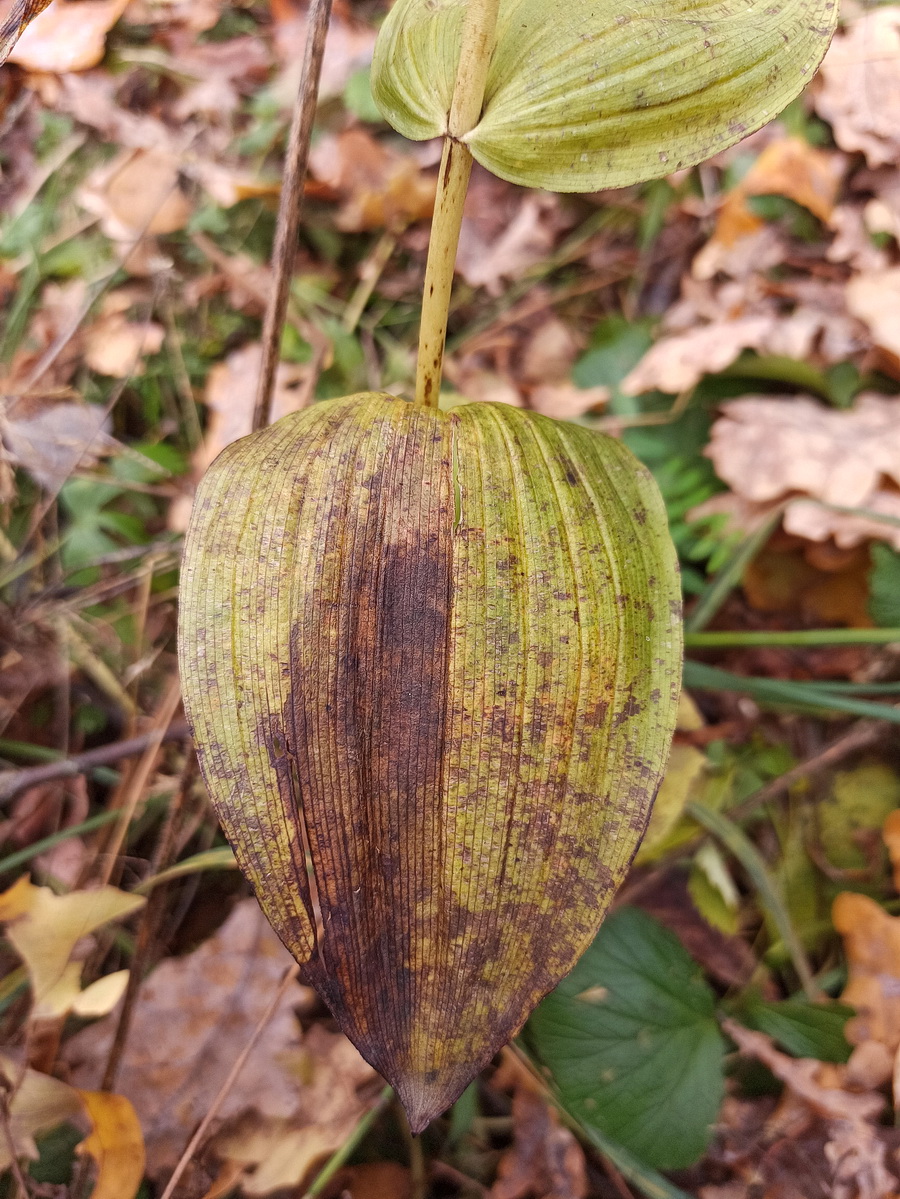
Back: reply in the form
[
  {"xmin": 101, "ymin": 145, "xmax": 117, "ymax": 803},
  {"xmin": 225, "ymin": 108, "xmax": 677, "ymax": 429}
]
[
  {"xmin": 97, "ymin": 676, "xmax": 183, "ymax": 886},
  {"xmin": 159, "ymin": 961, "xmax": 302, "ymax": 1199},
  {"xmin": 253, "ymin": 0, "xmax": 334, "ymax": 432},
  {"xmin": 100, "ymin": 747, "xmax": 196, "ymax": 1092},
  {"xmin": 727, "ymin": 718, "xmax": 886, "ymax": 823},
  {"xmin": 0, "ymin": 722, "xmax": 190, "ymax": 805}
]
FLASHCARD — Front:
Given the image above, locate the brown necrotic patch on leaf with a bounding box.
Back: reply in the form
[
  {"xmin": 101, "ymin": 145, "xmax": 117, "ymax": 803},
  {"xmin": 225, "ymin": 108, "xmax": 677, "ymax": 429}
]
[{"xmin": 178, "ymin": 392, "xmax": 681, "ymax": 1132}]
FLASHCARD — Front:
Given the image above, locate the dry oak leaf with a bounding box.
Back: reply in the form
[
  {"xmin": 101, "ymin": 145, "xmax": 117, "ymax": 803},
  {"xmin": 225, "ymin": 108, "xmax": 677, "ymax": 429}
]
[
  {"xmin": 783, "ymin": 493, "xmax": 900, "ymax": 553},
  {"xmin": 846, "ymin": 269, "xmax": 900, "ymax": 359},
  {"xmin": 815, "ymin": 7, "xmax": 900, "ymax": 169},
  {"xmin": 723, "ymin": 1019, "xmax": 897, "ymax": 1199},
  {"xmin": 64, "ymin": 898, "xmax": 315, "ymax": 1177},
  {"xmin": 5, "ymin": 0, "xmax": 127, "ymax": 71},
  {"xmin": 211, "ymin": 1027, "xmax": 378, "ymax": 1196},
  {"xmin": 621, "ymin": 316, "xmax": 777, "ymax": 395},
  {"xmin": 705, "ymin": 394, "xmax": 900, "ymax": 506}
]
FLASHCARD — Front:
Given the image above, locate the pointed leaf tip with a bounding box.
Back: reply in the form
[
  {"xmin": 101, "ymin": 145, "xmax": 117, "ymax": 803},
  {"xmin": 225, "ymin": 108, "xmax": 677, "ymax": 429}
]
[{"xmin": 178, "ymin": 393, "xmax": 682, "ymax": 1125}]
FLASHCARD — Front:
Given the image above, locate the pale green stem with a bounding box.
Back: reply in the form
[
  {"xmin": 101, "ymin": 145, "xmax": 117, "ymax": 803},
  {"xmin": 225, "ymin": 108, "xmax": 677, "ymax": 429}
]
[{"xmin": 415, "ymin": 0, "xmax": 501, "ymax": 407}]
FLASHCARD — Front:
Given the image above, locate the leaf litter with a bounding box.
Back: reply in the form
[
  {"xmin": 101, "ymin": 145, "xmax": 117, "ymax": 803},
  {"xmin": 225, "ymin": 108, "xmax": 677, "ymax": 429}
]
[{"xmin": 0, "ymin": 0, "xmax": 900, "ymax": 1194}]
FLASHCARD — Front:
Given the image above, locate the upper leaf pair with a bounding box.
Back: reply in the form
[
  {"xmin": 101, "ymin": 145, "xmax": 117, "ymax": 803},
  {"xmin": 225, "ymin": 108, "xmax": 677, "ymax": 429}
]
[{"xmin": 373, "ymin": 0, "xmax": 838, "ymax": 191}]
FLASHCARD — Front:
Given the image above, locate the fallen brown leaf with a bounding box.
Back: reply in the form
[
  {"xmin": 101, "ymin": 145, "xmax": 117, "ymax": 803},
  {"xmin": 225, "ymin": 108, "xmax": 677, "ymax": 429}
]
[
  {"xmin": 723, "ymin": 1020, "xmax": 896, "ymax": 1199},
  {"xmin": 1, "ymin": 398, "xmax": 113, "ymax": 491},
  {"xmin": 308, "ymin": 129, "xmax": 435, "ymax": 231},
  {"xmin": 83, "ymin": 312, "xmax": 164, "ymax": 378},
  {"xmin": 815, "ymin": 8, "xmax": 900, "ymax": 169},
  {"xmin": 705, "ymin": 394, "xmax": 900, "ymax": 507},
  {"xmin": 6, "ymin": 0, "xmax": 127, "ymax": 71},
  {"xmin": 846, "ymin": 269, "xmax": 900, "ymax": 359},
  {"xmin": 211, "ymin": 1025, "xmax": 378, "ymax": 1197},
  {"xmin": 491, "ymin": 1084, "xmax": 587, "ymax": 1199},
  {"xmin": 694, "ymin": 137, "xmax": 844, "ymax": 280},
  {"xmin": 834, "ymin": 891, "xmax": 900, "ymax": 1053},
  {"xmin": 64, "ymin": 898, "xmax": 317, "ymax": 1177}
]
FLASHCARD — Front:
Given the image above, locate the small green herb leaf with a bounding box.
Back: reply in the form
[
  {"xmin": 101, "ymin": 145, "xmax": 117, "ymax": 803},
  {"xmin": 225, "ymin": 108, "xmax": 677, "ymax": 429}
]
[
  {"xmin": 372, "ymin": 0, "xmax": 838, "ymax": 192},
  {"xmin": 527, "ymin": 905, "xmax": 725, "ymax": 1169},
  {"xmin": 736, "ymin": 995, "xmax": 853, "ymax": 1063}
]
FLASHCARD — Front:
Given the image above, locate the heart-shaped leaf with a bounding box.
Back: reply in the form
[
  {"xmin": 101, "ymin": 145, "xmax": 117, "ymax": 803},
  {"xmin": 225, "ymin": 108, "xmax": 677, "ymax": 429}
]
[
  {"xmin": 372, "ymin": 0, "xmax": 838, "ymax": 191},
  {"xmin": 178, "ymin": 393, "xmax": 681, "ymax": 1130},
  {"xmin": 527, "ymin": 905, "xmax": 725, "ymax": 1169}
]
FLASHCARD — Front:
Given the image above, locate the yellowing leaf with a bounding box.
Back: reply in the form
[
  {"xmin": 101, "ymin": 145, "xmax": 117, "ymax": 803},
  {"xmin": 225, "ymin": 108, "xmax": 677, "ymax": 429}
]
[
  {"xmin": 76, "ymin": 1090, "xmax": 145, "ymax": 1199},
  {"xmin": 0, "ymin": 877, "xmax": 144, "ymax": 1018},
  {"xmin": 0, "ymin": 1056, "xmax": 83, "ymax": 1170},
  {"xmin": 372, "ymin": 0, "xmax": 837, "ymax": 191},
  {"xmin": 178, "ymin": 392, "xmax": 681, "ymax": 1131}
]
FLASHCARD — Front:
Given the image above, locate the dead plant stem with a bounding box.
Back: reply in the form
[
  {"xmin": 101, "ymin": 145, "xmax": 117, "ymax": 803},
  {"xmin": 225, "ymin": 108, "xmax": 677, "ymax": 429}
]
[{"xmin": 253, "ymin": 0, "xmax": 333, "ymax": 432}]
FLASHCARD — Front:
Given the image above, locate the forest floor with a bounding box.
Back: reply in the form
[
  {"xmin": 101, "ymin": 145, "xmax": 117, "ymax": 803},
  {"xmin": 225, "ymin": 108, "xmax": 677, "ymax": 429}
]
[{"xmin": 2, "ymin": 1, "xmax": 900, "ymax": 1196}]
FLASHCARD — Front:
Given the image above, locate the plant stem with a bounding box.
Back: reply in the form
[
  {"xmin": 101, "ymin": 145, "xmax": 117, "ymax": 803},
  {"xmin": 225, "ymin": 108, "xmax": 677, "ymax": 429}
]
[
  {"xmin": 253, "ymin": 0, "xmax": 333, "ymax": 432},
  {"xmin": 415, "ymin": 0, "xmax": 501, "ymax": 407}
]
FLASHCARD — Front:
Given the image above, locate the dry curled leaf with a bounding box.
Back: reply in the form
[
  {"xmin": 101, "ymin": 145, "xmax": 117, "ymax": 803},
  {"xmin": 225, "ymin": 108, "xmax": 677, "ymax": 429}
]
[
  {"xmin": 5, "ymin": 0, "xmax": 128, "ymax": 71},
  {"xmin": 724, "ymin": 1020, "xmax": 896, "ymax": 1199},
  {"xmin": 76, "ymin": 1090, "xmax": 145, "ymax": 1199},
  {"xmin": 833, "ymin": 891, "xmax": 900, "ymax": 1054},
  {"xmin": 705, "ymin": 394, "xmax": 900, "ymax": 507},
  {"xmin": 65, "ymin": 899, "xmax": 314, "ymax": 1177},
  {"xmin": 179, "ymin": 393, "xmax": 681, "ymax": 1130},
  {"xmin": 308, "ymin": 129, "xmax": 435, "ymax": 232},
  {"xmin": 815, "ymin": 7, "xmax": 900, "ymax": 169}
]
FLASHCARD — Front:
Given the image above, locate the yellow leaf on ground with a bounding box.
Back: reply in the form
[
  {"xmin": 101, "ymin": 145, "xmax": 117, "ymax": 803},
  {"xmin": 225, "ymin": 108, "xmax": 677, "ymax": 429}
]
[
  {"xmin": 0, "ymin": 876, "xmax": 144, "ymax": 1018},
  {"xmin": 0, "ymin": 1056, "xmax": 83, "ymax": 1170},
  {"xmin": 76, "ymin": 1090, "xmax": 145, "ymax": 1199},
  {"xmin": 6, "ymin": 0, "xmax": 128, "ymax": 72}
]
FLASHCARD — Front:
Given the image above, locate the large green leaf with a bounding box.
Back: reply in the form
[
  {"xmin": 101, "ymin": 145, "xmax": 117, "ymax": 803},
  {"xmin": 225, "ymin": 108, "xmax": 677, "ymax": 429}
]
[
  {"xmin": 178, "ymin": 393, "xmax": 681, "ymax": 1131},
  {"xmin": 372, "ymin": 0, "xmax": 837, "ymax": 191},
  {"xmin": 527, "ymin": 905, "xmax": 725, "ymax": 1169}
]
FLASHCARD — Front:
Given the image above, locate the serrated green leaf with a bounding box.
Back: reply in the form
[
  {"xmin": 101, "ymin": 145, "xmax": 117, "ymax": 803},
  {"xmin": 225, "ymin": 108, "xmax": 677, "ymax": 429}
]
[
  {"xmin": 372, "ymin": 0, "xmax": 837, "ymax": 192},
  {"xmin": 178, "ymin": 393, "xmax": 681, "ymax": 1132},
  {"xmin": 527, "ymin": 905, "xmax": 725, "ymax": 1169}
]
